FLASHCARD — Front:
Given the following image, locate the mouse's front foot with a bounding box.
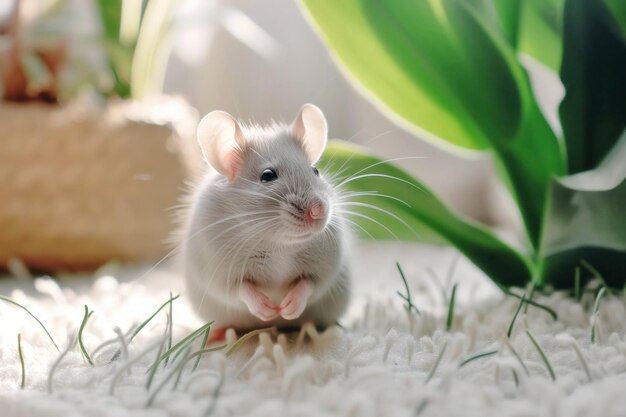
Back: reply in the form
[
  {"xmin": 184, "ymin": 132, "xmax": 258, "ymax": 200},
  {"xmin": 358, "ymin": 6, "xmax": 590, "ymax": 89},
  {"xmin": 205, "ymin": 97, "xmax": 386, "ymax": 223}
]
[
  {"xmin": 240, "ymin": 280, "xmax": 280, "ymax": 321},
  {"xmin": 280, "ymin": 279, "xmax": 313, "ymax": 320}
]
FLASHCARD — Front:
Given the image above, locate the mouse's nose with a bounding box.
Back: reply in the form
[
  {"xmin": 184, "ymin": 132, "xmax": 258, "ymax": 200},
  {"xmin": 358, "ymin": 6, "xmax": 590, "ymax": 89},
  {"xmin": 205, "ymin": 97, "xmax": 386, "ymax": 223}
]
[{"xmin": 306, "ymin": 201, "xmax": 325, "ymax": 221}]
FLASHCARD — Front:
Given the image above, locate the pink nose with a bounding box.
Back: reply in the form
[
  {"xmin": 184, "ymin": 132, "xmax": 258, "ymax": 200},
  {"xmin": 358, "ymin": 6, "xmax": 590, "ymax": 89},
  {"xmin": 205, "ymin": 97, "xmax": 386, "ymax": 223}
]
[{"xmin": 307, "ymin": 201, "xmax": 324, "ymax": 221}]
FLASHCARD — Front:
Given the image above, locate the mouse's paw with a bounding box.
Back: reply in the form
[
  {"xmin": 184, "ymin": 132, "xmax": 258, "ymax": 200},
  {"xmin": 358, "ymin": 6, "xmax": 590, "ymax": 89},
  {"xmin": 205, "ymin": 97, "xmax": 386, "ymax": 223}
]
[
  {"xmin": 280, "ymin": 279, "xmax": 313, "ymax": 320},
  {"xmin": 240, "ymin": 282, "xmax": 280, "ymax": 322}
]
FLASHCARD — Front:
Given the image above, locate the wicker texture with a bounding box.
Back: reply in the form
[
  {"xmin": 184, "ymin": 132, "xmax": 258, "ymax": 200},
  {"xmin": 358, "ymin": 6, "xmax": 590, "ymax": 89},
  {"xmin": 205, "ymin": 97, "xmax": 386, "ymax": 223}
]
[{"xmin": 0, "ymin": 102, "xmax": 188, "ymax": 270}]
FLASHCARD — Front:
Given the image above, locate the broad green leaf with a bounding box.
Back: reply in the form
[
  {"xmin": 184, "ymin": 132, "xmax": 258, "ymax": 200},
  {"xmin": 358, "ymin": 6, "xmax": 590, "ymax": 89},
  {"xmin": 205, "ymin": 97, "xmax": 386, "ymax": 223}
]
[
  {"xmin": 492, "ymin": 0, "xmax": 521, "ymax": 47},
  {"xmin": 96, "ymin": 0, "xmax": 133, "ymax": 97},
  {"xmin": 130, "ymin": 0, "xmax": 174, "ymax": 100},
  {"xmin": 605, "ymin": 0, "xmax": 626, "ymax": 38},
  {"xmin": 301, "ymin": 0, "xmax": 563, "ymax": 249},
  {"xmin": 559, "ymin": 0, "xmax": 626, "ymax": 174},
  {"xmin": 464, "ymin": 0, "xmax": 521, "ymax": 47},
  {"xmin": 518, "ymin": 0, "xmax": 564, "ymax": 72},
  {"xmin": 541, "ymin": 130, "xmax": 626, "ymax": 288},
  {"xmin": 321, "ymin": 141, "xmax": 533, "ymax": 288}
]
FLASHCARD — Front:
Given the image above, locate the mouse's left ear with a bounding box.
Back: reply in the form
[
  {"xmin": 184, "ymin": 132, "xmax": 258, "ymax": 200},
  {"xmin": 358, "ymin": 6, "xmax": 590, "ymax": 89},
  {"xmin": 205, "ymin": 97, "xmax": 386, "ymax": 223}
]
[{"xmin": 292, "ymin": 104, "xmax": 328, "ymax": 164}]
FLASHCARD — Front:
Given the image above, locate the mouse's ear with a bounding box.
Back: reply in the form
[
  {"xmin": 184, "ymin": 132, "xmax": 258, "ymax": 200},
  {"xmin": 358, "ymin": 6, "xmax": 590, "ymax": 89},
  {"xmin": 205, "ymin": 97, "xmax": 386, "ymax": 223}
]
[
  {"xmin": 197, "ymin": 111, "xmax": 246, "ymax": 181},
  {"xmin": 292, "ymin": 104, "xmax": 328, "ymax": 164}
]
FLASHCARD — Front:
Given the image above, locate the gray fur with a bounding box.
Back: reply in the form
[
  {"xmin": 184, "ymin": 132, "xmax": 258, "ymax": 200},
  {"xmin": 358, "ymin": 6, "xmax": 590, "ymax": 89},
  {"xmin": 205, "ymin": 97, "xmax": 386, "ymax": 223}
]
[{"xmin": 183, "ymin": 115, "xmax": 351, "ymax": 330}]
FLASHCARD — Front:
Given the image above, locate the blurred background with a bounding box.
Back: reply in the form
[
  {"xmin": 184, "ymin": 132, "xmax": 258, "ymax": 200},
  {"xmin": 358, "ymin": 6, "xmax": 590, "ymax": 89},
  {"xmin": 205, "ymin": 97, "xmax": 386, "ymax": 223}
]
[{"xmin": 0, "ymin": 0, "xmax": 566, "ymax": 272}]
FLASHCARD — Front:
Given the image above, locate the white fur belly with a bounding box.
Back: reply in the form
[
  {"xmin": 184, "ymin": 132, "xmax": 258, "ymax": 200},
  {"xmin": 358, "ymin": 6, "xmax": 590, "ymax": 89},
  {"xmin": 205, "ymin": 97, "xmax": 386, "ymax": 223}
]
[{"xmin": 246, "ymin": 249, "xmax": 299, "ymax": 301}]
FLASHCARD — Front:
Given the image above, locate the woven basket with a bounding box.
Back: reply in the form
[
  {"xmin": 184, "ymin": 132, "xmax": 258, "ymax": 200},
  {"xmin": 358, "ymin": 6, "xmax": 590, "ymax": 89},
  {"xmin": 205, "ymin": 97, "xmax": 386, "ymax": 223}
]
[{"xmin": 0, "ymin": 99, "xmax": 196, "ymax": 271}]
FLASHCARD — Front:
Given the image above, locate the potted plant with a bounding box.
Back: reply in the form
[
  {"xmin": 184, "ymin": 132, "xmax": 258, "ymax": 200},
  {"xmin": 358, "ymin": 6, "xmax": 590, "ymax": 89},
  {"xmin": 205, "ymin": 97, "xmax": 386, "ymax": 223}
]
[
  {"xmin": 0, "ymin": 0, "xmax": 195, "ymax": 270},
  {"xmin": 301, "ymin": 0, "xmax": 626, "ymax": 292}
]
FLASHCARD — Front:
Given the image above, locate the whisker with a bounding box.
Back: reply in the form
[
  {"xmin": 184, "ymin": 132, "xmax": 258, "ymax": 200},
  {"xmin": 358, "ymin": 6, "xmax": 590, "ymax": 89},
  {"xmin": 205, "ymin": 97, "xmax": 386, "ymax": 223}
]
[
  {"xmin": 336, "ymin": 156, "xmax": 426, "ymax": 186},
  {"xmin": 336, "ymin": 201, "xmax": 420, "ymax": 239},
  {"xmin": 338, "ymin": 173, "xmax": 424, "ymax": 193},
  {"xmin": 335, "ymin": 209, "xmax": 399, "ymax": 240},
  {"xmin": 337, "ymin": 191, "xmax": 412, "ymax": 208}
]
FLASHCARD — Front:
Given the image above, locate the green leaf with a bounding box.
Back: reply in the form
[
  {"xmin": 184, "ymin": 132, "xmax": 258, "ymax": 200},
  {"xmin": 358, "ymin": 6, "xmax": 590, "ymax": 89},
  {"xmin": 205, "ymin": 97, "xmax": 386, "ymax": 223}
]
[
  {"xmin": 542, "ymin": 130, "xmax": 626, "ymax": 288},
  {"xmin": 130, "ymin": 0, "xmax": 174, "ymax": 100},
  {"xmin": 518, "ymin": 0, "xmax": 564, "ymax": 72},
  {"xmin": 96, "ymin": 0, "xmax": 132, "ymax": 97},
  {"xmin": 559, "ymin": 0, "xmax": 626, "ymax": 174},
  {"xmin": 301, "ymin": 0, "xmax": 564, "ymax": 249},
  {"xmin": 321, "ymin": 141, "xmax": 533, "ymax": 288},
  {"xmin": 462, "ymin": 1, "xmax": 522, "ymax": 48},
  {"xmin": 605, "ymin": 0, "xmax": 626, "ymax": 38}
]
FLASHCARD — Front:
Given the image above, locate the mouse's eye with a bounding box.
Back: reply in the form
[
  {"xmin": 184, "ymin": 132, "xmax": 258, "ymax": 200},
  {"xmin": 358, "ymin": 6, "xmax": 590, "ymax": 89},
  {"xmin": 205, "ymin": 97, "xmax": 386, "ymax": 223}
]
[
  {"xmin": 260, "ymin": 168, "xmax": 278, "ymax": 183},
  {"xmin": 312, "ymin": 166, "xmax": 319, "ymax": 176}
]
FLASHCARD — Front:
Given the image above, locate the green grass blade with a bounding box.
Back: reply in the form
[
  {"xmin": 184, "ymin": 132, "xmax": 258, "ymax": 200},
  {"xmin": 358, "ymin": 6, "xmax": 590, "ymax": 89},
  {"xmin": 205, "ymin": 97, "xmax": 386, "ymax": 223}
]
[
  {"xmin": 18, "ymin": 333, "xmax": 25, "ymax": 389},
  {"xmin": 110, "ymin": 294, "xmax": 180, "ymax": 363},
  {"xmin": 526, "ymin": 330, "xmax": 556, "ymax": 381},
  {"xmin": 425, "ymin": 342, "xmax": 448, "ymax": 384},
  {"xmin": 497, "ymin": 286, "xmax": 557, "ymax": 320},
  {"xmin": 446, "ymin": 284, "xmax": 458, "ymax": 332},
  {"xmin": 146, "ymin": 333, "xmax": 167, "ymax": 390},
  {"xmin": 0, "ymin": 295, "xmax": 59, "ymax": 351},
  {"xmin": 458, "ymin": 350, "xmax": 498, "ymax": 368},
  {"xmin": 131, "ymin": 294, "xmax": 180, "ymax": 342},
  {"xmin": 502, "ymin": 336, "xmax": 530, "ymax": 375},
  {"xmin": 147, "ymin": 321, "xmax": 213, "ymax": 373},
  {"xmin": 146, "ymin": 347, "xmax": 191, "ymax": 407},
  {"xmin": 168, "ymin": 292, "xmax": 173, "ymax": 346},
  {"xmin": 396, "ymin": 262, "xmax": 419, "ymax": 314},
  {"xmin": 226, "ymin": 328, "xmax": 274, "ymax": 357},
  {"xmin": 79, "ymin": 305, "xmax": 94, "ymax": 366},
  {"xmin": 193, "ymin": 327, "xmax": 213, "ymax": 371},
  {"xmin": 187, "ymin": 345, "xmax": 228, "ymax": 368},
  {"xmin": 523, "ymin": 281, "xmax": 536, "ymax": 314},
  {"xmin": 591, "ymin": 286, "xmax": 606, "ymax": 344},
  {"xmin": 507, "ymin": 293, "xmax": 526, "ymax": 338},
  {"xmin": 203, "ymin": 372, "xmax": 225, "ymax": 417}
]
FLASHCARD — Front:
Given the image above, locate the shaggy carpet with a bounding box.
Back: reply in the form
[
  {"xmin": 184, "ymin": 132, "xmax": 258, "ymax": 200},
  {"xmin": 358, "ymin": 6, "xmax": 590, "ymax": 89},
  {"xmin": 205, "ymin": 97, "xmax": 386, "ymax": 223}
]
[{"xmin": 1, "ymin": 242, "xmax": 625, "ymax": 417}]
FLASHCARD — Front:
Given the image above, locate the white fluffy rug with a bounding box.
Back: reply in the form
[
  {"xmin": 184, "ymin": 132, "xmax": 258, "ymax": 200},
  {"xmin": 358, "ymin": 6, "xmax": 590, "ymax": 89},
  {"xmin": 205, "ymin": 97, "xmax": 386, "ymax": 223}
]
[{"xmin": 1, "ymin": 242, "xmax": 625, "ymax": 417}]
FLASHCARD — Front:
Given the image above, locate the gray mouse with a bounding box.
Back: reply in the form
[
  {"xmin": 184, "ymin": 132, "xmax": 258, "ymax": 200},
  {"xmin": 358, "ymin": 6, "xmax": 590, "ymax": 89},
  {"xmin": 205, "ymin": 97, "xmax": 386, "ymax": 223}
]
[{"xmin": 182, "ymin": 104, "xmax": 351, "ymax": 334}]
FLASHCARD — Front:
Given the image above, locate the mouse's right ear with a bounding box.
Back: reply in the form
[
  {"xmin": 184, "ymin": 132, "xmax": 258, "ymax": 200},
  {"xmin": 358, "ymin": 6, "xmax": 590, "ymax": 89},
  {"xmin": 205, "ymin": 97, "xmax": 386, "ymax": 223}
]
[{"xmin": 197, "ymin": 111, "xmax": 246, "ymax": 181}]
